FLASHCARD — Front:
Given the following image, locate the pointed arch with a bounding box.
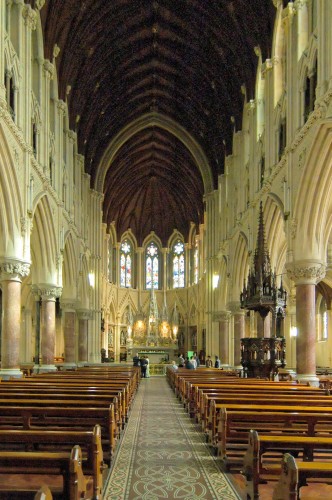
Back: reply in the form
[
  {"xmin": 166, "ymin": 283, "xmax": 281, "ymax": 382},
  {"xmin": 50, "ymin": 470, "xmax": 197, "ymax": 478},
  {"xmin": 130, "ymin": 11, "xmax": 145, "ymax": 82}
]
[
  {"xmin": 230, "ymin": 232, "xmax": 249, "ymax": 303},
  {"xmin": 0, "ymin": 123, "xmax": 24, "ymax": 257},
  {"xmin": 293, "ymin": 121, "xmax": 332, "ymax": 261},
  {"xmin": 30, "ymin": 195, "xmax": 57, "ymax": 285},
  {"xmin": 62, "ymin": 232, "xmax": 78, "ymax": 299},
  {"xmin": 95, "ymin": 112, "xmax": 213, "ymax": 195}
]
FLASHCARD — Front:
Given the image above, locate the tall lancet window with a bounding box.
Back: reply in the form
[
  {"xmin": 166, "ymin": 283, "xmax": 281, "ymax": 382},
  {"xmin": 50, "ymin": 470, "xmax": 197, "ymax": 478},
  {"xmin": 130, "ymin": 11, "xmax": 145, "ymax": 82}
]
[
  {"xmin": 146, "ymin": 242, "xmax": 159, "ymax": 289},
  {"xmin": 120, "ymin": 239, "xmax": 132, "ymax": 288},
  {"xmin": 173, "ymin": 240, "xmax": 185, "ymax": 288}
]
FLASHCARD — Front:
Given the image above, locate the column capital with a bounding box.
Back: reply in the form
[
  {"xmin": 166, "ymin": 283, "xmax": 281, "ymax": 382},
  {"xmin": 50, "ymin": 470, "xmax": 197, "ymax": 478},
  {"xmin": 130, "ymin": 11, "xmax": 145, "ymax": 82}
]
[
  {"xmin": 34, "ymin": 284, "xmax": 62, "ymax": 301},
  {"xmin": 22, "ymin": 4, "xmax": 37, "ymax": 30},
  {"xmin": 0, "ymin": 259, "xmax": 30, "ymax": 282},
  {"xmin": 43, "ymin": 60, "xmax": 55, "ymax": 80},
  {"xmin": 77, "ymin": 309, "xmax": 93, "ymax": 320},
  {"xmin": 213, "ymin": 310, "xmax": 231, "ymax": 322},
  {"xmin": 61, "ymin": 300, "xmax": 78, "ymax": 311},
  {"xmin": 228, "ymin": 301, "xmax": 245, "ymax": 315},
  {"xmin": 286, "ymin": 260, "xmax": 326, "ymax": 285}
]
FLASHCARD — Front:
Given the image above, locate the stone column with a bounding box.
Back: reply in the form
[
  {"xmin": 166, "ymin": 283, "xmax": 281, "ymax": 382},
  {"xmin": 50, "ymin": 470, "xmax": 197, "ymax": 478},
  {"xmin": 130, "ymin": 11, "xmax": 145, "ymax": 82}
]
[
  {"xmin": 287, "ymin": 261, "xmax": 326, "ymax": 385},
  {"xmin": 215, "ymin": 311, "xmax": 231, "ymax": 366},
  {"xmin": 230, "ymin": 304, "xmax": 245, "ymax": 367},
  {"xmin": 38, "ymin": 285, "xmax": 62, "ymax": 372},
  {"xmin": 61, "ymin": 301, "xmax": 77, "ymax": 369},
  {"xmin": 0, "ymin": 260, "xmax": 30, "ymax": 379},
  {"xmin": 77, "ymin": 309, "xmax": 91, "ymax": 365}
]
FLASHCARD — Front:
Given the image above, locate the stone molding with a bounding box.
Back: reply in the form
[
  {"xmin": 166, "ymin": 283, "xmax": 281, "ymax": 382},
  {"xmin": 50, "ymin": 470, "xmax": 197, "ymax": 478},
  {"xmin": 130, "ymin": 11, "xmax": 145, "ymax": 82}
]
[
  {"xmin": 77, "ymin": 309, "xmax": 93, "ymax": 321},
  {"xmin": 213, "ymin": 311, "xmax": 231, "ymax": 322},
  {"xmin": 0, "ymin": 260, "xmax": 30, "ymax": 281},
  {"xmin": 61, "ymin": 300, "xmax": 78, "ymax": 312},
  {"xmin": 22, "ymin": 4, "xmax": 37, "ymax": 30},
  {"xmin": 32, "ymin": 284, "xmax": 62, "ymax": 301},
  {"xmin": 286, "ymin": 260, "xmax": 326, "ymax": 285},
  {"xmin": 227, "ymin": 302, "xmax": 245, "ymax": 315}
]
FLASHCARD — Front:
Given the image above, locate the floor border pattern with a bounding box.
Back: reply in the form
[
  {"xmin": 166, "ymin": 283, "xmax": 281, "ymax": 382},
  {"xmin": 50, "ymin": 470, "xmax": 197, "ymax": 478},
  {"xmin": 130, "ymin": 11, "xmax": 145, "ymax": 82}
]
[{"xmin": 103, "ymin": 377, "xmax": 242, "ymax": 499}]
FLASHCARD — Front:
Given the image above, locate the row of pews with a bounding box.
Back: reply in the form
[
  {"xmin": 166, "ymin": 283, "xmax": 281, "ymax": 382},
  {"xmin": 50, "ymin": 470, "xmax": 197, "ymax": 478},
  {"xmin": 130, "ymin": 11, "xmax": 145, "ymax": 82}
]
[
  {"xmin": 167, "ymin": 367, "xmax": 332, "ymax": 499},
  {"xmin": 0, "ymin": 365, "xmax": 140, "ymax": 499}
]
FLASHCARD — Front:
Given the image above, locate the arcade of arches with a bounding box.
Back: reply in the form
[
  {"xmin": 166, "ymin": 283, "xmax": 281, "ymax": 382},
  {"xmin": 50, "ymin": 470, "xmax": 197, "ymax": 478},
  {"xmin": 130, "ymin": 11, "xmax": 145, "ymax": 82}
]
[{"xmin": 1, "ymin": 1, "xmax": 332, "ymax": 386}]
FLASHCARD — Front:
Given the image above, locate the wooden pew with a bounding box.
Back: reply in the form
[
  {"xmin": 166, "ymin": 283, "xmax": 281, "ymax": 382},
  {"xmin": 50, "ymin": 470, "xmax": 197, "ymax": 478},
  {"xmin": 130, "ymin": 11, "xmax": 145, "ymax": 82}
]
[
  {"xmin": 0, "ymin": 390, "xmax": 124, "ymax": 433},
  {"xmin": 193, "ymin": 383, "xmax": 326, "ymax": 417},
  {"xmin": 0, "ymin": 404, "xmax": 116, "ymax": 465},
  {"xmin": 0, "ymin": 445, "xmax": 86, "ymax": 500},
  {"xmin": 3, "ymin": 378, "xmax": 133, "ymax": 435},
  {"xmin": 206, "ymin": 394, "xmax": 332, "ymax": 440},
  {"xmin": 217, "ymin": 407, "xmax": 332, "ymax": 469},
  {"xmin": 242, "ymin": 429, "xmax": 332, "ymax": 499},
  {"xmin": 0, "ymin": 425, "xmax": 104, "ymax": 499},
  {"xmin": 272, "ymin": 452, "xmax": 332, "ymax": 500},
  {"xmin": 198, "ymin": 389, "xmax": 331, "ymax": 431}
]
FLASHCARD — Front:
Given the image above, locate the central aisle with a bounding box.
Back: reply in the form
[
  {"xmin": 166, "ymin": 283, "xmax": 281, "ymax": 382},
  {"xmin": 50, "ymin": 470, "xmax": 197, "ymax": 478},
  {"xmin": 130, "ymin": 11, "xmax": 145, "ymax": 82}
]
[{"xmin": 103, "ymin": 377, "xmax": 242, "ymax": 499}]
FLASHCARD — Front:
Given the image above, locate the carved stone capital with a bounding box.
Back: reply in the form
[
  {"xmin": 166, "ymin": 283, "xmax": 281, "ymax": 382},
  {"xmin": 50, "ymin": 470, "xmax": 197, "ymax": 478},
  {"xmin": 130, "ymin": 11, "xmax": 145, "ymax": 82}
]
[
  {"xmin": 22, "ymin": 5, "xmax": 37, "ymax": 30},
  {"xmin": 61, "ymin": 300, "xmax": 78, "ymax": 312},
  {"xmin": 43, "ymin": 60, "xmax": 55, "ymax": 80},
  {"xmin": 77, "ymin": 309, "xmax": 93, "ymax": 321},
  {"xmin": 57, "ymin": 99, "xmax": 67, "ymax": 115},
  {"xmin": 286, "ymin": 260, "xmax": 326, "ymax": 285},
  {"xmin": 228, "ymin": 302, "xmax": 245, "ymax": 316},
  {"xmin": 0, "ymin": 259, "xmax": 30, "ymax": 282},
  {"xmin": 213, "ymin": 311, "xmax": 231, "ymax": 322},
  {"xmin": 34, "ymin": 284, "xmax": 62, "ymax": 301}
]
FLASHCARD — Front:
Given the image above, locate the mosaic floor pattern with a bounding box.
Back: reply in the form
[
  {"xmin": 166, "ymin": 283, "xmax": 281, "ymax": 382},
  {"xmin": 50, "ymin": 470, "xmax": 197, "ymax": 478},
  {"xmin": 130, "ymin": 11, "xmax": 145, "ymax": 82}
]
[{"xmin": 103, "ymin": 377, "xmax": 242, "ymax": 500}]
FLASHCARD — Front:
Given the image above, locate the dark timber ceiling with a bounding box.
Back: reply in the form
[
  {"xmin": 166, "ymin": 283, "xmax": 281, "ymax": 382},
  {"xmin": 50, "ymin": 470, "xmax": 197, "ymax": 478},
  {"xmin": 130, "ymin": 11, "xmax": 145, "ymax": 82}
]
[{"xmin": 31, "ymin": 0, "xmax": 277, "ymax": 245}]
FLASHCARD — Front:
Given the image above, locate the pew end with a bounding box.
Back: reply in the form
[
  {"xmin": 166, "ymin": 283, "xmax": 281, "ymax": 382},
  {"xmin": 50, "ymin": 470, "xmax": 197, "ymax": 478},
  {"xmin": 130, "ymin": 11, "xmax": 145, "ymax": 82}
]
[
  {"xmin": 272, "ymin": 453, "xmax": 298, "ymax": 500},
  {"xmin": 34, "ymin": 485, "xmax": 53, "ymax": 500}
]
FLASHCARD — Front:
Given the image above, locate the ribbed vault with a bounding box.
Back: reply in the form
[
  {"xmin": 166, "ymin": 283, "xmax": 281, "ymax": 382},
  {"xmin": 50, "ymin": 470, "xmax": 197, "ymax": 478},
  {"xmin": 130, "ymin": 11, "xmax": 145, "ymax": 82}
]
[{"xmin": 30, "ymin": 0, "xmax": 277, "ymax": 244}]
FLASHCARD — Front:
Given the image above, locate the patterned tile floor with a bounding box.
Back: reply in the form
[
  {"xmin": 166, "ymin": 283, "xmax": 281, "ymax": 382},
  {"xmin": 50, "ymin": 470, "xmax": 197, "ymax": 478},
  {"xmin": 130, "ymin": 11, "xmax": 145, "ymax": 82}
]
[{"xmin": 103, "ymin": 377, "xmax": 242, "ymax": 500}]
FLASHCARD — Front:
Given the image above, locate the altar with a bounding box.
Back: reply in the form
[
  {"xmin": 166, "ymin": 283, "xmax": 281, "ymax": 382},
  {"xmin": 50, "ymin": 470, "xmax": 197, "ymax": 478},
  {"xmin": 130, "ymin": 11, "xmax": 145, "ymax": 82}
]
[{"xmin": 137, "ymin": 349, "xmax": 173, "ymax": 363}]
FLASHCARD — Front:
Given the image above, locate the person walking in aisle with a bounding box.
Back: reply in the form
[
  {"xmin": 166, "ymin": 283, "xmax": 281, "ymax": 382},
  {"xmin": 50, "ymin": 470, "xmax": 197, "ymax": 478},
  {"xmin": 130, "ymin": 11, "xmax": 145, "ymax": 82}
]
[
  {"xmin": 214, "ymin": 355, "xmax": 221, "ymax": 368},
  {"xmin": 145, "ymin": 355, "xmax": 150, "ymax": 378},
  {"xmin": 140, "ymin": 356, "xmax": 148, "ymax": 377}
]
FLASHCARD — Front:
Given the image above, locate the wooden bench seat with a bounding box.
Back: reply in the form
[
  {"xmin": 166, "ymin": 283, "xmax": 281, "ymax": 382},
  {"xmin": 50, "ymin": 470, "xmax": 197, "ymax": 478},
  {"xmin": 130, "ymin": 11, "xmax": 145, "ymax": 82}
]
[
  {"xmin": 0, "ymin": 391, "xmax": 124, "ymax": 431},
  {"xmin": 242, "ymin": 429, "xmax": 332, "ymax": 499},
  {"xmin": 0, "ymin": 425, "xmax": 104, "ymax": 499},
  {"xmin": 0, "ymin": 445, "xmax": 86, "ymax": 500},
  {"xmin": 205, "ymin": 394, "xmax": 332, "ymax": 437},
  {"xmin": 0, "ymin": 404, "xmax": 116, "ymax": 464},
  {"xmin": 198, "ymin": 390, "xmax": 331, "ymax": 430},
  {"xmin": 272, "ymin": 452, "xmax": 332, "ymax": 500},
  {"xmin": 217, "ymin": 407, "xmax": 332, "ymax": 468}
]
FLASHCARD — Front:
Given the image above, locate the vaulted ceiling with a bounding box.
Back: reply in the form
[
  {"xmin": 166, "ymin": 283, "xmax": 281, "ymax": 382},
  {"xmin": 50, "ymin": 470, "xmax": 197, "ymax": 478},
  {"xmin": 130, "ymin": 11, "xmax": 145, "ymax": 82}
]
[{"xmin": 31, "ymin": 0, "xmax": 277, "ymax": 246}]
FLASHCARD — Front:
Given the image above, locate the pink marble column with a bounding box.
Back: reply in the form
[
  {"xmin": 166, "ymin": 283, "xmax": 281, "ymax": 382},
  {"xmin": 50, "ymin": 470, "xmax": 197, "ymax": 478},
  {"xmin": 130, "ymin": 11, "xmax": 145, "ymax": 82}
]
[
  {"xmin": 64, "ymin": 311, "xmax": 76, "ymax": 364},
  {"xmin": 0, "ymin": 261, "xmax": 30, "ymax": 379},
  {"xmin": 287, "ymin": 261, "xmax": 326, "ymax": 385},
  {"xmin": 219, "ymin": 312, "xmax": 230, "ymax": 365},
  {"xmin": 296, "ymin": 283, "xmax": 316, "ymax": 375},
  {"xmin": 233, "ymin": 310, "xmax": 245, "ymax": 366},
  {"xmin": 77, "ymin": 310, "xmax": 90, "ymax": 363},
  {"xmin": 39, "ymin": 286, "xmax": 61, "ymax": 371}
]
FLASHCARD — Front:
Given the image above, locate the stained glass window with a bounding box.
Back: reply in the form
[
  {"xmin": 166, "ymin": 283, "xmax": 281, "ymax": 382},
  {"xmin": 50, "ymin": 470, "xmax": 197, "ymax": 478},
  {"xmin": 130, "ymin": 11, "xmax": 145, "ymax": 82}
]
[
  {"xmin": 120, "ymin": 239, "xmax": 132, "ymax": 287},
  {"xmin": 146, "ymin": 242, "xmax": 159, "ymax": 289},
  {"xmin": 173, "ymin": 240, "xmax": 185, "ymax": 288}
]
